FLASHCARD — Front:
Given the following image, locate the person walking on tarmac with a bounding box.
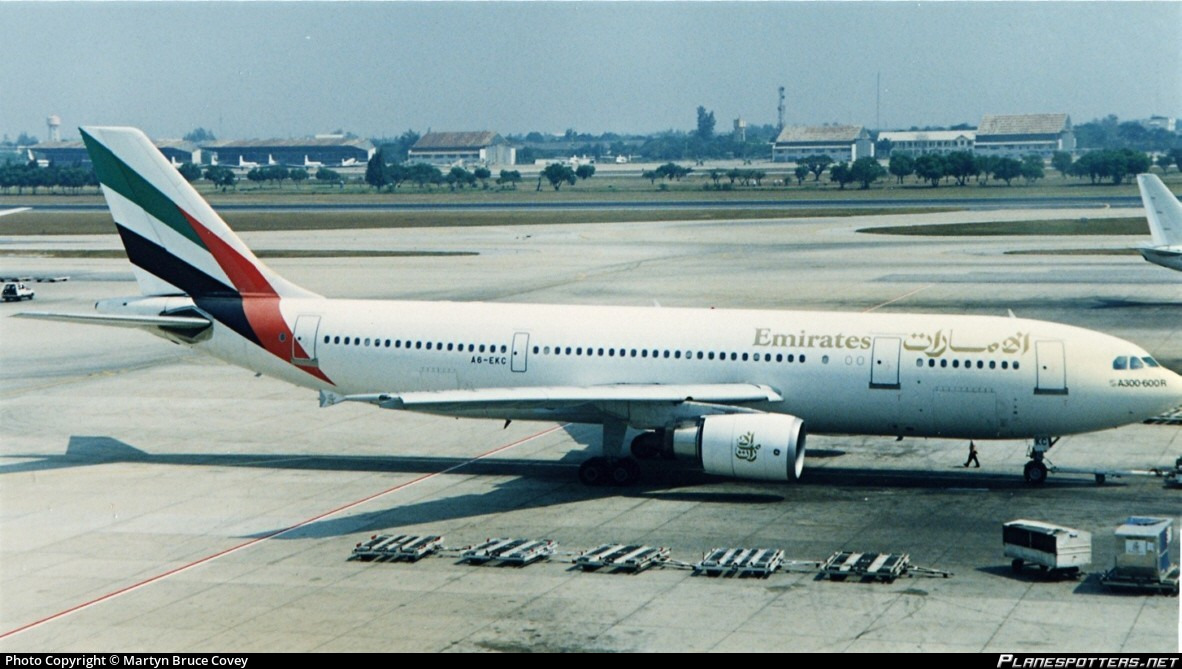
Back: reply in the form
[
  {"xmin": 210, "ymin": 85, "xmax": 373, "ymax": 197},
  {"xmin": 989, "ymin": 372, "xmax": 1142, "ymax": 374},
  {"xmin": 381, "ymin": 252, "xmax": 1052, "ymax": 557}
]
[{"xmin": 964, "ymin": 441, "xmax": 980, "ymax": 468}]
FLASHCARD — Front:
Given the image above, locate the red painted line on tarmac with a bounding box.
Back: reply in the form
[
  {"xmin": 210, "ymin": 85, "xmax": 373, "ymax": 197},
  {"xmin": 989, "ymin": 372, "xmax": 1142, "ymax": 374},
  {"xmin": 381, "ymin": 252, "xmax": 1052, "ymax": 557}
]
[{"xmin": 0, "ymin": 424, "xmax": 566, "ymax": 640}]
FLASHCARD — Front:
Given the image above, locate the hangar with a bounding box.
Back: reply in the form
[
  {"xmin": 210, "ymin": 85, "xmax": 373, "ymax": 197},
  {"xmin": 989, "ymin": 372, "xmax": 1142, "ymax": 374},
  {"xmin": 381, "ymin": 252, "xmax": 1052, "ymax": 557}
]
[
  {"xmin": 407, "ymin": 131, "xmax": 516, "ymax": 166},
  {"xmin": 771, "ymin": 125, "xmax": 873, "ymax": 163},
  {"xmin": 199, "ymin": 135, "xmax": 375, "ymax": 167},
  {"xmin": 974, "ymin": 114, "xmax": 1075, "ymax": 160}
]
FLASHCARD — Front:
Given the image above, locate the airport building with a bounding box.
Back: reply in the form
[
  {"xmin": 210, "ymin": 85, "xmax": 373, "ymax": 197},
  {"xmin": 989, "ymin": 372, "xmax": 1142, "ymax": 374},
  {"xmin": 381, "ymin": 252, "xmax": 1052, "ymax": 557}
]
[
  {"xmin": 771, "ymin": 125, "xmax": 873, "ymax": 163},
  {"xmin": 973, "ymin": 114, "xmax": 1075, "ymax": 159},
  {"xmin": 877, "ymin": 130, "xmax": 975, "ymax": 156},
  {"xmin": 30, "ymin": 140, "xmax": 201, "ymax": 167},
  {"xmin": 199, "ymin": 136, "xmax": 375, "ymax": 168},
  {"xmin": 408, "ymin": 132, "xmax": 516, "ymax": 166}
]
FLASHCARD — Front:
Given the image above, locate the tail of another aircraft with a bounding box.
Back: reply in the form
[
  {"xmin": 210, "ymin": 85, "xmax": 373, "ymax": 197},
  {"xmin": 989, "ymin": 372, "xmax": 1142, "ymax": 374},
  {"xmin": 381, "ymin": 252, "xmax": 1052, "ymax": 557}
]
[
  {"xmin": 80, "ymin": 126, "xmax": 317, "ymax": 300},
  {"xmin": 1136, "ymin": 173, "xmax": 1182, "ymax": 247}
]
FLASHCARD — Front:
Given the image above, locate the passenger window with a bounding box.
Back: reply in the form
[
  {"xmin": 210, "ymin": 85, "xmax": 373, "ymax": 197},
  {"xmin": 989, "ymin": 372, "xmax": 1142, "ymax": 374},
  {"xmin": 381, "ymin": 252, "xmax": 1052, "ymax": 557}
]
[
  {"xmin": 544, "ymin": 346, "xmax": 551, "ymax": 354},
  {"xmin": 640, "ymin": 350, "xmax": 647, "ymax": 358},
  {"xmin": 742, "ymin": 353, "xmax": 749, "ymax": 361},
  {"xmin": 334, "ymin": 336, "xmax": 340, "ymax": 344},
  {"xmin": 940, "ymin": 359, "xmax": 947, "ymax": 368},
  {"xmin": 989, "ymin": 360, "xmax": 996, "ymax": 369},
  {"xmin": 708, "ymin": 352, "xmax": 715, "ymax": 360},
  {"xmin": 952, "ymin": 360, "xmax": 959, "ymax": 368},
  {"xmin": 916, "ymin": 359, "xmax": 923, "ymax": 367},
  {"xmin": 800, "ymin": 354, "xmax": 806, "ymax": 363},
  {"xmin": 1129, "ymin": 357, "xmax": 1143, "ymax": 370},
  {"xmin": 1001, "ymin": 361, "xmax": 1008, "ymax": 369},
  {"xmin": 1013, "ymin": 362, "xmax": 1020, "ymax": 370},
  {"xmin": 787, "ymin": 354, "xmax": 794, "ymax": 362},
  {"xmin": 976, "ymin": 361, "xmax": 983, "ymax": 369},
  {"xmin": 324, "ymin": 335, "xmax": 330, "ymax": 344},
  {"xmin": 425, "ymin": 342, "xmax": 431, "ymax": 350}
]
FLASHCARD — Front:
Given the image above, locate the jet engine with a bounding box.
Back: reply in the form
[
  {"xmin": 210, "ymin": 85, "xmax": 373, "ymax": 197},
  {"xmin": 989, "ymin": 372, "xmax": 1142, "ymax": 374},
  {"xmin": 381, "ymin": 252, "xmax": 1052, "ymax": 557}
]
[{"xmin": 671, "ymin": 414, "xmax": 807, "ymax": 482}]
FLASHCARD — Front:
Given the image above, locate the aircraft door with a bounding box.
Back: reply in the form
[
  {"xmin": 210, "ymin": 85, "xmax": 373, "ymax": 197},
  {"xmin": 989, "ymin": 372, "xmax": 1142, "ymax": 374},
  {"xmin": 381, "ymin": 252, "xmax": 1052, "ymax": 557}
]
[
  {"xmin": 1034, "ymin": 340, "xmax": 1068, "ymax": 395},
  {"xmin": 292, "ymin": 315, "xmax": 321, "ymax": 365},
  {"xmin": 511, "ymin": 332, "xmax": 530, "ymax": 372},
  {"xmin": 870, "ymin": 336, "xmax": 901, "ymax": 389}
]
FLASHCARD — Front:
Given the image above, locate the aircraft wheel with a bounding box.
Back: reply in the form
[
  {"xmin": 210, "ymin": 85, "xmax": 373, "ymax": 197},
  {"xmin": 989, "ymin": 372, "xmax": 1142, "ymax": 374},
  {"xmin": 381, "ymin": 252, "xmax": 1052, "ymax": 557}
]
[
  {"xmin": 1023, "ymin": 460, "xmax": 1048, "ymax": 485},
  {"xmin": 610, "ymin": 458, "xmax": 641, "ymax": 487},
  {"xmin": 630, "ymin": 432, "xmax": 661, "ymax": 460},
  {"xmin": 1011, "ymin": 558, "xmax": 1024, "ymax": 573},
  {"xmin": 578, "ymin": 457, "xmax": 609, "ymax": 486}
]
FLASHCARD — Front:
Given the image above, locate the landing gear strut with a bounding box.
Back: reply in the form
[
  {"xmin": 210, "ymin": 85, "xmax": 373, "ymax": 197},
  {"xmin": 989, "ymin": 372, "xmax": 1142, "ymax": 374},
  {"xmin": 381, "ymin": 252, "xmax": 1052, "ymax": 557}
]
[
  {"xmin": 630, "ymin": 430, "xmax": 665, "ymax": 460},
  {"xmin": 580, "ymin": 419, "xmax": 642, "ymax": 487},
  {"xmin": 1023, "ymin": 437, "xmax": 1058, "ymax": 485}
]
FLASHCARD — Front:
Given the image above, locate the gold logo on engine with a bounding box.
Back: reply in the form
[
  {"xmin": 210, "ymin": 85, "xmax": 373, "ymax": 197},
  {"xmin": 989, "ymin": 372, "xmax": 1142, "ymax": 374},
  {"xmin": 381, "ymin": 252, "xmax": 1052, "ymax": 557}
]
[{"xmin": 735, "ymin": 431, "xmax": 761, "ymax": 462}]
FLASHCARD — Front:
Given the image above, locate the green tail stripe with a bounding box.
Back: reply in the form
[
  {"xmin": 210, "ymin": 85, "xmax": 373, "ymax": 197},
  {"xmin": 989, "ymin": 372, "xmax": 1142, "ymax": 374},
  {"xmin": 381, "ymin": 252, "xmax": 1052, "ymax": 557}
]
[{"xmin": 81, "ymin": 129, "xmax": 207, "ymax": 250}]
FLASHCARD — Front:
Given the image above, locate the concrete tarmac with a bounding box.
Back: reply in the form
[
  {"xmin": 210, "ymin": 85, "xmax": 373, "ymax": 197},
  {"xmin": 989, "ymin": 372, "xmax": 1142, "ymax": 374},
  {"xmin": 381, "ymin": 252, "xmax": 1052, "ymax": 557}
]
[{"xmin": 1, "ymin": 207, "xmax": 1179, "ymax": 652}]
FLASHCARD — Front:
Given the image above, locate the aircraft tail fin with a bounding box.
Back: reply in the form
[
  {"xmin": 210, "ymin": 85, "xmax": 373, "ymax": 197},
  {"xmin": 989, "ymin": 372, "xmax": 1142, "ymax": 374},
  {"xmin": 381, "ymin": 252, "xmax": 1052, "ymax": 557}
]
[
  {"xmin": 80, "ymin": 126, "xmax": 317, "ymax": 299},
  {"xmin": 1136, "ymin": 173, "xmax": 1182, "ymax": 247}
]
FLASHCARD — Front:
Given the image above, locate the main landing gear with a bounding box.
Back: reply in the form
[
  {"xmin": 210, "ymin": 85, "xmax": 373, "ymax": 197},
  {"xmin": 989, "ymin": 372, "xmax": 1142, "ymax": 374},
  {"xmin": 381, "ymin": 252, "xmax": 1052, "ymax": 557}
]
[
  {"xmin": 1023, "ymin": 436, "xmax": 1059, "ymax": 485},
  {"xmin": 578, "ymin": 422, "xmax": 658, "ymax": 487}
]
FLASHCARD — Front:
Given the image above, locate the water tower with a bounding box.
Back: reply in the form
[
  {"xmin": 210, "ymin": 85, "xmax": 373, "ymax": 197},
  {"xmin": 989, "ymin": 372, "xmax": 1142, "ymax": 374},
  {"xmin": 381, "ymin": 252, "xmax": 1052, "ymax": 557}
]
[{"xmin": 46, "ymin": 115, "xmax": 61, "ymax": 142}]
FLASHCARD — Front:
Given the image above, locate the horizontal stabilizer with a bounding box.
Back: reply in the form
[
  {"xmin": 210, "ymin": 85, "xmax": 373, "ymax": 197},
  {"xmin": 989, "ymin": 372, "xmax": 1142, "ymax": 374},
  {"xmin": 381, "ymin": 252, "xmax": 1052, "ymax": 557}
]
[
  {"xmin": 15, "ymin": 311, "xmax": 211, "ymax": 330},
  {"xmin": 321, "ymin": 383, "xmax": 783, "ymax": 410}
]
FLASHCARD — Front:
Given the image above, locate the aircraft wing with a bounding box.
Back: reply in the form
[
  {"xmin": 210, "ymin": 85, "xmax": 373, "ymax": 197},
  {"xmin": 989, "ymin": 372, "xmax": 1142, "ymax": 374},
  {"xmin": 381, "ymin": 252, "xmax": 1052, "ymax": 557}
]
[
  {"xmin": 15, "ymin": 311, "xmax": 211, "ymax": 330},
  {"xmin": 320, "ymin": 383, "xmax": 783, "ymax": 424}
]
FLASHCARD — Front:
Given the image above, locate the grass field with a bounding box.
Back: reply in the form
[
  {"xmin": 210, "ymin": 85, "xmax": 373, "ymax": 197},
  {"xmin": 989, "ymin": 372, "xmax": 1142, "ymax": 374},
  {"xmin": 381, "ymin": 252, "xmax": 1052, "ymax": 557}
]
[
  {"xmin": 859, "ymin": 217, "xmax": 1150, "ymax": 236},
  {"xmin": 1, "ymin": 169, "xmax": 1176, "ymax": 207},
  {"xmin": 0, "ymin": 207, "xmax": 952, "ymax": 236}
]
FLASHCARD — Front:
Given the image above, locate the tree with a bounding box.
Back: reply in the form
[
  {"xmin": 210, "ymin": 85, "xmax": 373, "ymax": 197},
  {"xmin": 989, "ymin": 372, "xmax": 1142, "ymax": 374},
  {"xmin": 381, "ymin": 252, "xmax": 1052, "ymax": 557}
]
[
  {"xmin": 828, "ymin": 162, "xmax": 854, "ymax": 190},
  {"xmin": 575, "ymin": 164, "xmax": 596, "ymax": 181},
  {"xmin": 541, "ymin": 163, "xmax": 577, "ymax": 191},
  {"xmin": 793, "ymin": 165, "xmax": 809, "ymax": 186},
  {"xmin": 641, "ymin": 169, "xmax": 659, "ymax": 185},
  {"xmin": 204, "ymin": 166, "xmax": 236, "ymax": 191},
  {"xmin": 1051, "ymin": 151, "xmax": 1073, "ymax": 176},
  {"xmin": 473, "ymin": 166, "xmax": 492, "ymax": 189},
  {"xmin": 696, "ymin": 106, "xmax": 716, "ymax": 141},
  {"xmin": 447, "ymin": 166, "xmax": 475, "ymax": 190},
  {"xmin": 943, "ymin": 151, "xmax": 978, "ymax": 186},
  {"xmin": 1020, "ymin": 155, "xmax": 1045, "ymax": 185},
  {"xmin": 289, "ymin": 167, "xmax": 309, "ymax": 184},
  {"xmin": 496, "ymin": 169, "xmax": 522, "ymax": 189},
  {"xmin": 315, "ymin": 167, "xmax": 342, "ymax": 186},
  {"xmin": 849, "ymin": 157, "xmax": 886, "ymax": 190},
  {"xmin": 183, "ymin": 127, "xmax": 216, "ymax": 143},
  {"xmin": 888, "ymin": 153, "xmax": 914, "ymax": 185},
  {"xmin": 913, "ymin": 154, "xmax": 945, "ymax": 187},
  {"xmin": 246, "ymin": 167, "xmax": 267, "ymax": 185},
  {"xmin": 406, "ymin": 163, "xmax": 442, "ymax": 188},
  {"xmin": 365, "ymin": 149, "xmax": 388, "ymax": 189},
  {"xmin": 177, "ymin": 162, "xmax": 203, "ymax": 182},
  {"xmin": 992, "ymin": 157, "xmax": 1022, "ymax": 186},
  {"xmin": 803, "ymin": 155, "xmax": 833, "ymax": 181}
]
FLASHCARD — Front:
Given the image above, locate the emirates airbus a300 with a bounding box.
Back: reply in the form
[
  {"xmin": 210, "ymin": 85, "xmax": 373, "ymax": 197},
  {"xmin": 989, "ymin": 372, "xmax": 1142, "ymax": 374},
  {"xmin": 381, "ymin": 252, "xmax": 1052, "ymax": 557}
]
[{"xmin": 21, "ymin": 127, "xmax": 1181, "ymax": 486}]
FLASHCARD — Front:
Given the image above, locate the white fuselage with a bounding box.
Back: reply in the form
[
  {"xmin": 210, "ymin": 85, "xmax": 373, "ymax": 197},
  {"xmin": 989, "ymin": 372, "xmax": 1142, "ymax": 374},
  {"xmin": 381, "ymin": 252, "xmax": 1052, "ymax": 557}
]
[{"xmin": 153, "ymin": 297, "xmax": 1180, "ymax": 441}]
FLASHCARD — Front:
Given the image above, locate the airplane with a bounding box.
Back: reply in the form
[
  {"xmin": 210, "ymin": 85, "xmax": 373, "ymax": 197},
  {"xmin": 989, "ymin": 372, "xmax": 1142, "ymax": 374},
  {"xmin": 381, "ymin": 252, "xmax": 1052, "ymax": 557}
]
[
  {"xmin": 304, "ymin": 155, "xmax": 324, "ymax": 168},
  {"xmin": 1136, "ymin": 173, "xmax": 1182, "ymax": 272},
  {"xmin": 18, "ymin": 127, "xmax": 1182, "ymax": 487},
  {"xmin": 238, "ymin": 156, "xmax": 260, "ymax": 169},
  {"xmin": 340, "ymin": 157, "xmax": 359, "ymax": 167}
]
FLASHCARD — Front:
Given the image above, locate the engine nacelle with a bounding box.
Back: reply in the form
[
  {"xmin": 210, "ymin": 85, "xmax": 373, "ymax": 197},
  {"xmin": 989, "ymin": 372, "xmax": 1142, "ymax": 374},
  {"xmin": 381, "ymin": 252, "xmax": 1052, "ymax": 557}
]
[{"xmin": 672, "ymin": 414, "xmax": 807, "ymax": 482}]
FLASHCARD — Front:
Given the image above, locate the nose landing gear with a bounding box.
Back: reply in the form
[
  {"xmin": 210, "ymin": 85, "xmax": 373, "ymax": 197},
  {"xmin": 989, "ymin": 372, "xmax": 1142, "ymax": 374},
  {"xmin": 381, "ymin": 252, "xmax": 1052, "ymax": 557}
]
[{"xmin": 1023, "ymin": 436, "xmax": 1059, "ymax": 485}]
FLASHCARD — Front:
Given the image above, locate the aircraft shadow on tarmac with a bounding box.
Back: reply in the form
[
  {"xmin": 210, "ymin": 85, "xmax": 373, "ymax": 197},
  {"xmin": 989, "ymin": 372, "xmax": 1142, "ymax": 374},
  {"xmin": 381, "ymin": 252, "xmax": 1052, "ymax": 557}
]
[{"xmin": 0, "ymin": 434, "xmax": 1116, "ymax": 541}]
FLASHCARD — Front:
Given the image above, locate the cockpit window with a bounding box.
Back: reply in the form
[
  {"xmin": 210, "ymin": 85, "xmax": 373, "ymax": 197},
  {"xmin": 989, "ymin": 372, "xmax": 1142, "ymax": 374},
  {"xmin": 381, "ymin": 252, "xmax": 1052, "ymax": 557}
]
[
  {"xmin": 1112, "ymin": 356, "xmax": 1127, "ymax": 370},
  {"xmin": 1129, "ymin": 357, "xmax": 1144, "ymax": 370},
  {"xmin": 1142, "ymin": 357, "xmax": 1160, "ymax": 368}
]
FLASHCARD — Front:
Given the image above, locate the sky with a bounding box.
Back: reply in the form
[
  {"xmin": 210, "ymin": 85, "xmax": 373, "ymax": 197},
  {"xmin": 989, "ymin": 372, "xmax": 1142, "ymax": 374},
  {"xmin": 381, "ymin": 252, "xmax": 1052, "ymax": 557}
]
[{"xmin": 1, "ymin": 1, "xmax": 1179, "ymax": 142}]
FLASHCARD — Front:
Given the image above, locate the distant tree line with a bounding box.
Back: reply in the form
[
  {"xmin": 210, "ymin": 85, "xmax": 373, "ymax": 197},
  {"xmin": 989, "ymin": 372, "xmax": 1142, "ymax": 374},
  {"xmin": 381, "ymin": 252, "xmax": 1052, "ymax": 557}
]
[
  {"xmin": 0, "ymin": 162, "xmax": 97, "ymax": 194},
  {"xmin": 1074, "ymin": 115, "xmax": 1180, "ymax": 153}
]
